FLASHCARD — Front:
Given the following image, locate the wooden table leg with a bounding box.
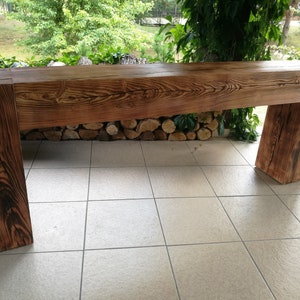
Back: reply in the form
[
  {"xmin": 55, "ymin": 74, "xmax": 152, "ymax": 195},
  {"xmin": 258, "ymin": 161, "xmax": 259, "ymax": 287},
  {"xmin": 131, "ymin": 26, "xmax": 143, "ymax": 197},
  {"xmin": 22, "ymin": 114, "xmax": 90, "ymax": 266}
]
[
  {"xmin": 256, "ymin": 104, "xmax": 300, "ymax": 184},
  {"xmin": 0, "ymin": 82, "xmax": 33, "ymax": 251}
]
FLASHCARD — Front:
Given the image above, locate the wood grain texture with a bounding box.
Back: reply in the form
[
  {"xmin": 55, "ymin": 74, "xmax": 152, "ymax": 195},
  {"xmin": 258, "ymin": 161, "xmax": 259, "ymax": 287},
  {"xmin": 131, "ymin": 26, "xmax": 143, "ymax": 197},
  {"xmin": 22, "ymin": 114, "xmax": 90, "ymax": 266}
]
[
  {"xmin": 256, "ymin": 104, "xmax": 300, "ymax": 184},
  {"xmin": 0, "ymin": 61, "xmax": 299, "ymax": 130},
  {"xmin": 0, "ymin": 61, "xmax": 299, "ymax": 251},
  {"xmin": 0, "ymin": 82, "xmax": 33, "ymax": 251}
]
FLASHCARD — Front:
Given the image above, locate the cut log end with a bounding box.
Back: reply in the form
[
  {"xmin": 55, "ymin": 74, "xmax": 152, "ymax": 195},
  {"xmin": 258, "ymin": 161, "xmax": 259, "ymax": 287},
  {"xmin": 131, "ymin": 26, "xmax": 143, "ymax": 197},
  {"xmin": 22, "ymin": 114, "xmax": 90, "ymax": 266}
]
[{"xmin": 197, "ymin": 128, "xmax": 212, "ymax": 141}]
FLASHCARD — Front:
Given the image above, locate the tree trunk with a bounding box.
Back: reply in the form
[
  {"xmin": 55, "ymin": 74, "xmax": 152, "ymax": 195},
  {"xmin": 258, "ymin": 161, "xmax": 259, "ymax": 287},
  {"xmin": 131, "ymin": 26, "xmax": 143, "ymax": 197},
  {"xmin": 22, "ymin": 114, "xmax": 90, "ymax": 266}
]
[{"xmin": 282, "ymin": 1, "xmax": 299, "ymax": 44}]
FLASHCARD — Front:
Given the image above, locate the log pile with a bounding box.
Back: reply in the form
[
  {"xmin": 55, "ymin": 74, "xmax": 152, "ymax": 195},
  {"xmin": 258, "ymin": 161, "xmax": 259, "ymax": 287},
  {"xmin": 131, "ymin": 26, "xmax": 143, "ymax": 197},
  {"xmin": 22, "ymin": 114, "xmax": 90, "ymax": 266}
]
[
  {"xmin": 21, "ymin": 56, "xmax": 225, "ymax": 142},
  {"xmin": 20, "ymin": 111, "xmax": 225, "ymax": 141}
]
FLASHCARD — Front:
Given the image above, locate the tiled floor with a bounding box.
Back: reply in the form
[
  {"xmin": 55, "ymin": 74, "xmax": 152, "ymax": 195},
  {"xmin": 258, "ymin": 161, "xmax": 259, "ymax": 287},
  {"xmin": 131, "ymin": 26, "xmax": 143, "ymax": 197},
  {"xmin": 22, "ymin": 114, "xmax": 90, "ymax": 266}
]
[{"xmin": 1, "ymin": 138, "xmax": 300, "ymax": 300}]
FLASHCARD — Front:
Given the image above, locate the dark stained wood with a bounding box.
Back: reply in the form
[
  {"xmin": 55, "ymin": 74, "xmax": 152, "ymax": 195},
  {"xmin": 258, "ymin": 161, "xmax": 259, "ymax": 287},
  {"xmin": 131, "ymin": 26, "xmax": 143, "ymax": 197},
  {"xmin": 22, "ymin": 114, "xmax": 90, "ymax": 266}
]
[
  {"xmin": 0, "ymin": 81, "xmax": 33, "ymax": 251},
  {"xmin": 0, "ymin": 61, "xmax": 298, "ymax": 130},
  {"xmin": 256, "ymin": 104, "xmax": 300, "ymax": 184},
  {"xmin": 0, "ymin": 61, "xmax": 300, "ymax": 250}
]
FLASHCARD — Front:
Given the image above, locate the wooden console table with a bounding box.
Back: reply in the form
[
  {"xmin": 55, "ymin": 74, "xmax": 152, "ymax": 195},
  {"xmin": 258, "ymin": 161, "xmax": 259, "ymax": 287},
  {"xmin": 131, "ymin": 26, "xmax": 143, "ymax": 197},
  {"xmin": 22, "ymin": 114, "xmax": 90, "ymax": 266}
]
[{"xmin": 1, "ymin": 61, "xmax": 300, "ymax": 251}]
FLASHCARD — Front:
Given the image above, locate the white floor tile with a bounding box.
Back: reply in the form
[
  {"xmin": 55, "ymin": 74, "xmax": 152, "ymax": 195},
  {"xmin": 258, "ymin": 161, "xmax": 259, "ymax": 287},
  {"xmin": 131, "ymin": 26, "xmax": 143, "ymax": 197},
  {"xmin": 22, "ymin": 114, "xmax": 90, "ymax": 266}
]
[
  {"xmin": 142, "ymin": 141, "xmax": 197, "ymax": 166},
  {"xmin": 246, "ymin": 239, "xmax": 300, "ymax": 300},
  {"xmin": 279, "ymin": 195, "xmax": 300, "ymax": 220},
  {"xmin": 0, "ymin": 252, "xmax": 82, "ymax": 300},
  {"xmin": 24, "ymin": 168, "xmax": 29, "ymax": 178},
  {"xmin": 156, "ymin": 197, "xmax": 240, "ymax": 244},
  {"xmin": 220, "ymin": 195, "xmax": 300, "ymax": 240},
  {"xmin": 6, "ymin": 202, "xmax": 86, "ymax": 253},
  {"xmin": 27, "ymin": 168, "xmax": 89, "ymax": 202},
  {"xmin": 169, "ymin": 243, "xmax": 273, "ymax": 300},
  {"xmin": 148, "ymin": 166, "xmax": 215, "ymax": 198},
  {"xmin": 85, "ymin": 200, "xmax": 164, "ymax": 249},
  {"xmin": 258, "ymin": 170, "xmax": 300, "ymax": 195},
  {"xmin": 22, "ymin": 141, "xmax": 40, "ymax": 169},
  {"xmin": 203, "ymin": 166, "xmax": 274, "ymax": 196},
  {"xmin": 92, "ymin": 141, "xmax": 145, "ymax": 167},
  {"xmin": 81, "ymin": 247, "xmax": 179, "ymax": 300},
  {"xmin": 3, "ymin": 138, "xmax": 299, "ymax": 299},
  {"xmin": 32, "ymin": 141, "xmax": 91, "ymax": 168},
  {"xmin": 230, "ymin": 140, "xmax": 260, "ymax": 166},
  {"xmin": 188, "ymin": 139, "xmax": 248, "ymax": 165},
  {"xmin": 89, "ymin": 167, "xmax": 153, "ymax": 200},
  {"xmin": 274, "ymin": 181, "xmax": 300, "ymax": 195}
]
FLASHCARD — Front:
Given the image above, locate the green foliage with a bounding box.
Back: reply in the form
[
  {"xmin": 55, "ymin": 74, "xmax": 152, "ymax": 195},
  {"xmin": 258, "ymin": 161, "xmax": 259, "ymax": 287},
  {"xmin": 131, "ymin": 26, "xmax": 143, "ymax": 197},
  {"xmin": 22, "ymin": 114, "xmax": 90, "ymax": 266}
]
[
  {"xmin": 271, "ymin": 44, "xmax": 300, "ymax": 60},
  {"xmin": 229, "ymin": 108, "xmax": 260, "ymax": 142},
  {"xmin": 160, "ymin": 18, "xmax": 188, "ymax": 61},
  {"xmin": 151, "ymin": 32, "xmax": 175, "ymax": 62},
  {"xmin": 172, "ymin": 0, "xmax": 289, "ymax": 141},
  {"xmin": 177, "ymin": 0, "xmax": 289, "ymax": 62},
  {"xmin": 0, "ymin": 55, "xmax": 19, "ymax": 68},
  {"xmin": 174, "ymin": 113, "xmax": 197, "ymax": 131},
  {"xmin": 216, "ymin": 114, "xmax": 225, "ymax": 136},
  {"xmin": 0, "ymin": 46, "xmax": 131, "ymax": 68},
  {"xmin": 11, "ymin": 0, "xmax": 153, "ymax": 56}
]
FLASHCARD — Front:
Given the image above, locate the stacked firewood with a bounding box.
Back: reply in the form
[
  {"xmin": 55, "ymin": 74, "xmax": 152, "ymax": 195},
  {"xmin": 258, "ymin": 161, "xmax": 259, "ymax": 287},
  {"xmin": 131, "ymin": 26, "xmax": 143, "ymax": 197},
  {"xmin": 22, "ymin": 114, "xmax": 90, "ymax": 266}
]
[
  {"xmin": 19, "ymin": 57, "xmax": 224, "ymax": 141},
  {"xmin": 21, "ymin": 111, "xmax": 224, "ymax": 141}
]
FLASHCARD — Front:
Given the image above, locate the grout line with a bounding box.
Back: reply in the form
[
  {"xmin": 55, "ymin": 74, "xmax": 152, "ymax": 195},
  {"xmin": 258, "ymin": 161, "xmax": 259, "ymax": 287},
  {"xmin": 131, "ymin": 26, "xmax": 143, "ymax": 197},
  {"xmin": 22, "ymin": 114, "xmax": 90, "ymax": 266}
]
[
  {"xmin": 79, "ymin": 141, "xmax": 93, "ymax": 300},
  {"xmin": 28, "ymin": 200, "xmax": 88, "ymax": 204},
  {"xmin": 167, "ymin": 236, "xmax": 300, "ymax": 247},
  {"xmin": 140, "ymin": 141, "xmax": 182, "ymax": 300},
  {"xmin": 84, "ymin": 244, "xmax": 168, "ymax": 252},
  {"xmin": 254, "ymin": 168, "xmax": 300, "ymax": 209},
  {"xmin": 242, "ymin": 237, "xmax": 300, "ymax": 243},
  {"xmin": 2, "ymin": 237, "xmax": 300, "ymax": 256},
  {"xmin": 275, "ymin": 195, "xmax": 300, "ymax": 223},
  {"xmin": 216, "ymin": 196, "xmax": 277, "ymax": 300},
  {"xmin": 20, "ymin": 139, "xmax": 298, "ymax": 299},
  {"xmin": 0, "ymin": 249, "xmax": 84, "ymax": 256},
  {"xmin": 23, "ymin": 140, "xmax": 42, "ymax": 180},
  {"xmin": 200, "ymin": 162, "xmax": 277, "ymax": 298},
  {"xmin": 228, "ymin": 137, "xmax": 259, "ymax": 167},
  {"xmin": 242, "ymin": 242, "xmax": 277, "ymax": 300}
]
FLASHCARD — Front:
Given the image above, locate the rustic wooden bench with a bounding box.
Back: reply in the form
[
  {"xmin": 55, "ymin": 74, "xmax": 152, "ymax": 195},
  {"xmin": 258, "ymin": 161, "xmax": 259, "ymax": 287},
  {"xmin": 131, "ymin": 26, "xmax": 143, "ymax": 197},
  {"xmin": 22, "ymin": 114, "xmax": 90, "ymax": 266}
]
[{"xmin": 1, "ymin": 61, "xmax": 300, "ymax": 252}]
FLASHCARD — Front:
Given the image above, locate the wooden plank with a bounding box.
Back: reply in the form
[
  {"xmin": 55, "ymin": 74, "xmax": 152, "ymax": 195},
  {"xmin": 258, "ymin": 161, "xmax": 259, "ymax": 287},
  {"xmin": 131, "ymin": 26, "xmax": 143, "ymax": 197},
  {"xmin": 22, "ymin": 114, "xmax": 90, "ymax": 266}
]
[
  {"xmin": 0, "ymin": 81, "xmax": 33, "ymax": 251},
  {"xmin": 0, "ymin": 61, "xmax": 298, "ymax": 130},
  {"xmin": 0, "ymin": 60, "xmax": 299, "ymax": 251},
  {"xmin": 256, "ymin": 104, "xmax": 300, "ymax": 184}
]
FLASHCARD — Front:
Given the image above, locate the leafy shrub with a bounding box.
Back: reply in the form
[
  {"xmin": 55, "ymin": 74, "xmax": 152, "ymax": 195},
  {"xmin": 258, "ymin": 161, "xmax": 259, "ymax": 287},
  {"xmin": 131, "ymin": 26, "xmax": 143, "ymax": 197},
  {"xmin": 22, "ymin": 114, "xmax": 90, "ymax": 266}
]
[
  {"xmin": 174, "ymin": 113, "xmax": 198, "ymax": 131},
  {"xmin": 229, "ymin": 108, "xmax": 260, "ymax": 142},
  {"xmin": 270, "ymin": 44, "xmax": 300, "ymax": 60},
  {"xmin": 162, "ymin": 0, "xmax": 289, "ymax": 142},
  {"xmin": 12, "ymin": 0, "xmax": 153, "ymax": 56},
  {"xmin": 0, "ymin": 46, "xmax": 131, "ymax": 68}
]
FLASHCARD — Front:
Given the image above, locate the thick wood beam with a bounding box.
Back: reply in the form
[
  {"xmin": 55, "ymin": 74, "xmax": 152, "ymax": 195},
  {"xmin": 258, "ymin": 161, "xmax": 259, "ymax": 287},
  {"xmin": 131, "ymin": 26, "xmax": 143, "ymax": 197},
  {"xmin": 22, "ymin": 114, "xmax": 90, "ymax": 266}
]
[
  {"xmin": 0, "ymin": 60, "xmax": 299, "ymax": 251},
  {"xmin": 0, "ymin": 80, "xmax": 33, "ymax": 251},
  {"xmin": 1, "ymin": 61, "xmax": 299, "ymax": 131},
  {"xmin": 256, "ymin": 104, "xmax": 300, "ymax": 184}
]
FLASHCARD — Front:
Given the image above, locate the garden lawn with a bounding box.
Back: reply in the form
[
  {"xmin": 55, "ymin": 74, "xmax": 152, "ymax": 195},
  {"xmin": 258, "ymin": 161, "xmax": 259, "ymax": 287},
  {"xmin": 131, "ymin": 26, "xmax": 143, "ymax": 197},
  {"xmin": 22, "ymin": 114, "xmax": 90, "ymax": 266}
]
[{"xmin": 0, "ymin": 15, "xmax": 34, "ymax": 60}]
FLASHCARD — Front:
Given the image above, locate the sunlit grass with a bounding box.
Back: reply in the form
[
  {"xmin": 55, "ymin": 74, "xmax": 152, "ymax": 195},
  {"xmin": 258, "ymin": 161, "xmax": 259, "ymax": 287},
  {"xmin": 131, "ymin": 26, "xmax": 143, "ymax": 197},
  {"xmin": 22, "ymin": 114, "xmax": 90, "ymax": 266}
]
[
  {"xmin": 285, "ymin": 22, "xmax": 300, "ymax": 49},
  {"xmin": 0, "ymin": 15, "xmax": 36, "ymax": 60}
]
